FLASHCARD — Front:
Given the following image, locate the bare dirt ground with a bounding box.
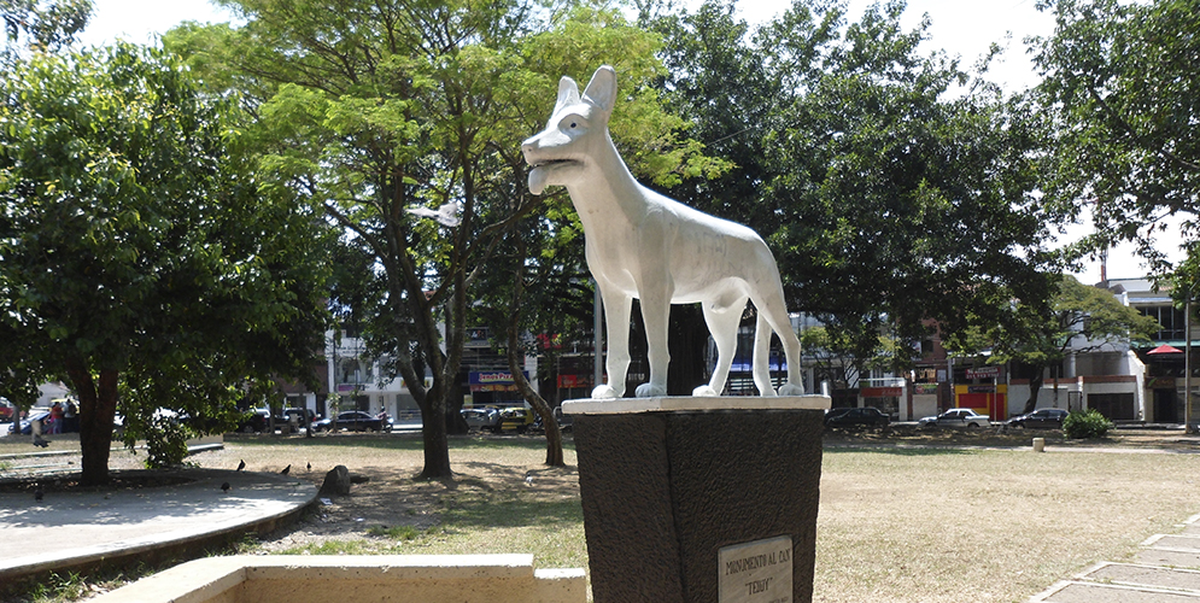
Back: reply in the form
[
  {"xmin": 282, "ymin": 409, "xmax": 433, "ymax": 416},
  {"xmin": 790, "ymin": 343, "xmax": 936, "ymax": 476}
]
[
  {"xmin": 9, "ymin": 424, "xmax": 1193, "ymax": 550},
  {"xmin": 823, "ymin": 423, "xmax": 1200, "ymax": 451},
  {"xmin": 222, "ymin": 426, "xmax": 1200, "ymax": 558},
  {"xmin": 5, "ymin": 425, "xmax": 1200, "ymax": 603},
  {"xmin": 181, "ymin": 432, "xmax": 582, "ymax": 555}
]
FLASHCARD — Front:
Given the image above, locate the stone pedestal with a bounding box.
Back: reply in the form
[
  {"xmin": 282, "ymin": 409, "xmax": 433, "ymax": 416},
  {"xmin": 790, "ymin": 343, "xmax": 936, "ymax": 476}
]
[{"xmin": 564, "ymin": 396, "xmax": 830, "ymax": 603}]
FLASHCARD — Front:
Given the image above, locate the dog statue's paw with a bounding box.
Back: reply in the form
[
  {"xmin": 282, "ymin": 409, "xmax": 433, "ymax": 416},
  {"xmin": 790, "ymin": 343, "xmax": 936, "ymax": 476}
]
[
  {"xmin": 635, "ymin": 383, "xmax": 667, "ymax": 398},
  {"xmin": 692, "ymin": 385, "xmax": 719, "ymax": 397},
  {"xmin": 777, "ymin": 383, "xmax": 804, "ymax": 396},
  {"xmin": 591, "ymin": 384, "xmax": 619, "ymax": 399}
]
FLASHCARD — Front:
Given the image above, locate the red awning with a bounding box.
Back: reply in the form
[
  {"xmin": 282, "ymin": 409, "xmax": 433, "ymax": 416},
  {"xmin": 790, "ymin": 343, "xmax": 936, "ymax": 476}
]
[{"xmin": 1147, "ymin": 344, "xmax": 1184, "ymax": 355}]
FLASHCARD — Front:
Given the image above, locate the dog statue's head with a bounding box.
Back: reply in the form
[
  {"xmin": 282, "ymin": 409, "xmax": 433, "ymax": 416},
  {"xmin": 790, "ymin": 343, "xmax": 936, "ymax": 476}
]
[{"xmin": 521, "ymin": 65, "xmax": 617, "ymax": 195}]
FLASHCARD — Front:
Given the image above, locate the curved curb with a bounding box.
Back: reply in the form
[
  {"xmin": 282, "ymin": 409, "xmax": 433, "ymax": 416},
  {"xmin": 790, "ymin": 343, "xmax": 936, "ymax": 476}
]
[{"xmin": 0, "ymin": 468, "xmax": 316, "ymax": 584}]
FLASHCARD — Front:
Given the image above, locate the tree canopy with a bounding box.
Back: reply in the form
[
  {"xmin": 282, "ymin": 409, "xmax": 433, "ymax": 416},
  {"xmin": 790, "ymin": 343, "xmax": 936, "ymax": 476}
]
[
  {"xmin": 964, "ymin": 274, "xmax": 1160, "ymax": 414},
  {"xmin": 1034, "ymin": 0, "xmax": 1200, "ymax": 274},
  {"xmin": 639, "ymin": 0, "xmax": 1058, "ymax": 370},
  {"xmin": 0, "ymin": 43, "xmax": 329, "ymax": 484},
  {"xmin": 165, "ymin": 0, "xmax": 722, "ymax": 476},
  {"xmin": 1, "ymin": 0, "xmax": 91, "ymax": 53}
]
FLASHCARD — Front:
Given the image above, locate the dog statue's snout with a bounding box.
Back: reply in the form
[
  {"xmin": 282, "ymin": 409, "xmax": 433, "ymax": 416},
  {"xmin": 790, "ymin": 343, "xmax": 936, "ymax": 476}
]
[{"xmin": 520, "ymin": 136, "xmax": 538, "ymax": 162}]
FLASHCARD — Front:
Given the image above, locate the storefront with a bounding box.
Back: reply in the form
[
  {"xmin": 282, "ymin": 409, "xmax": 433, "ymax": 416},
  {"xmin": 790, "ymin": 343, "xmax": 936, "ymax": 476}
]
[{"xmin": 467, "ymin": 370, "xmax": 528, "ymax": 406}]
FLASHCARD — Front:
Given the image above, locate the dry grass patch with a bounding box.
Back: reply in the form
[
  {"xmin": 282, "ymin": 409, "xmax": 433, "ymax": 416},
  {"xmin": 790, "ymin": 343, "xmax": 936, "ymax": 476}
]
[
  {"xmin": 6, "ymin": 428, "xmax": 1200, "ymax": 603},
  {"xmin": 190, "ymin": 433, "xmax": 586, "ymax": 569},
  {"xmin": 816, "ymin": 446, "xmax": 1200, "ymax": 602},
  {"xmin": 204, "ymin": 431, "xmax": 1200, "ymax": 603}
]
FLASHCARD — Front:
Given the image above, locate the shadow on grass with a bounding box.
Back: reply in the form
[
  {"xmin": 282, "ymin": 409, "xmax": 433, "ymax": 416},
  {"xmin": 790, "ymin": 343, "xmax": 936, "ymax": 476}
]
[
  {"xmin": 824, "ymin": 444, "xmax": 977, "ymax": 456},
  {"xmin": 442, "ymin": 497, "xmax": 584, "ymax": 530},
  {"xmin": 225, "ymin": 433, "xmax": 575, "ymax": 454}
]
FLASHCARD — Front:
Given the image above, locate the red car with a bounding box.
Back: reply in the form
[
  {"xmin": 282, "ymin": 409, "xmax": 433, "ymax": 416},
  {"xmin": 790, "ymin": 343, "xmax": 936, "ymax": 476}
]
[{"xmin": 0, "ymin": 398, "xmax": 15, "ymax": 422}]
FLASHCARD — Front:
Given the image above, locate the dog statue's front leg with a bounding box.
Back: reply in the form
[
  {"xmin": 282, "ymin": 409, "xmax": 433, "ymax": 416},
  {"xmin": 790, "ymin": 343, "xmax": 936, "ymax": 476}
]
[
  {"xmin": 592, "ymin": 288, "xmax": 632, "ymax": 399},
  {"xmin": 636, "ymin": 290, "xmax": 670, "ymax": 398}
]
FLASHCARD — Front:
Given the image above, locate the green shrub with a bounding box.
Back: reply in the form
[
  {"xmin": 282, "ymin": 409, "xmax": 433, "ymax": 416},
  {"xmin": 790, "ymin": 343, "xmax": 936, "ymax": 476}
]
[{"xmin": 1063, "ymin": 409, "xmax": 1114, "ymax": 439}]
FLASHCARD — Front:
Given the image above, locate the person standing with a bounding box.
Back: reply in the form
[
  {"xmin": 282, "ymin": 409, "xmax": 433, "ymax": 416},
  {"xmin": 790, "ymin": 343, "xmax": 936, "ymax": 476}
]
[
  {"xmin": 63, "ymin": 401, "xmax": 78, "ymax": 433},
  {"xmin": 48, "ymin": 402, "xmax": 63, "ymax": 434}
]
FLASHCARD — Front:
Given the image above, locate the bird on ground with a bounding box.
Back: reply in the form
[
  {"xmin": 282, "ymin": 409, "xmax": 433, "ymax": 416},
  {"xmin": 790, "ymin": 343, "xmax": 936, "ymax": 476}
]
[
  {"xmin": 220, "ymin": 482, "xmax": 231, "ymax": 493},
  {"xmin": 236, "ymin": 459, "xmax": 245, "ymax": 471},
  {"xmin": 34, "ymin": 485, "xmax": 44, "ymax": 502},
  {"xmin": 524, "ymin": 471, "xmax": 534, "ymax": 487},
  {"xmin": 306, "ymin": 462, "xmax": 311, "ymax": 471},
  {"xmin": 280, "ymin": 464, "xmax": 291, "ymax": 475},
  {"xmin": 32, "ymin": 434, "xmax": 49, "ymax": 448}
]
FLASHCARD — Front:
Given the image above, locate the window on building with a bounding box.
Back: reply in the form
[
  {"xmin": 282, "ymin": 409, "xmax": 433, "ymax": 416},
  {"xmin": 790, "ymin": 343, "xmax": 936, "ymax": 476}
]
[
  {"xmin": 1138, "ymin": 306, "xmax": 1185, "ymax": 341},
  {"xmin": 919, "ymin": 339, "xmax": 935, "ymax": 357},
  {"xmin": 1004, "ymin": 361, "xmax": 1065, "ymax": 381},
  {"xmin": 913, "ymin": 367, "xmax": 938, "ymax": 383}
]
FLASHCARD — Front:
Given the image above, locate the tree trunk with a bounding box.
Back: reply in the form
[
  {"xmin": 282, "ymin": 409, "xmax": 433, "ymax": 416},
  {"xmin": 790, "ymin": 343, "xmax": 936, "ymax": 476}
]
[
  {"xmin": 445, "ymin": 377, "xmax": 469, "ymax": 435},
  {"xmin": 505, "ymin": 234, "xmax": 564, "ymax": 466},
  {"xmin": 1023, "ymin": 367, "xmax": 1045, "ymax": 415},
  {"xmin": 506, "ymin": 310, "xmax": 564, "ymax": 467},
  {"xmin": 417, "ymin": 386, "xmax": 452, "ymax": 479},
  {"xmin": 66, "ymin": 357, "xmax": 120, "ymax": 486}
]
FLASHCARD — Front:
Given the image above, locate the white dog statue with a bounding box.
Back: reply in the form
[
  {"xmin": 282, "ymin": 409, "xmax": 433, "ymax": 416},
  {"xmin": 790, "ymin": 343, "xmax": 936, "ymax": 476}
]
[{"xmin": 521, "ymin": 65, "xmax": 804, "ymax": 399}]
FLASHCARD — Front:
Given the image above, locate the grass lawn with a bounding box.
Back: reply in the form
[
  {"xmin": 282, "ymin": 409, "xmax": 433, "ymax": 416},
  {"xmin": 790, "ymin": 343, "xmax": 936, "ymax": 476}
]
[
  {"xmin": 5, "ymin": 430, "xmax": 1200, "ymax": 602},
  {"xmin": 816, "ymin": 445, "xmax": 1200, "ymax": 602},
  {"xmin": 203, "ymin": 433, "xmax": 1200, "ymax": 603}
]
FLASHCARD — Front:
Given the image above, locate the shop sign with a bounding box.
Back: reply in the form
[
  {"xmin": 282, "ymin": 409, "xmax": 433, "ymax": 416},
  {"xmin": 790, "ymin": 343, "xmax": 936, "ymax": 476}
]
[
  {"xmin": 861, "ymin": 387, "xmax": 903, "ymax": 397},
  {"xmin": 469, "ymin": 370, "xmax": 527, "ymax": 386},
  {"xmin": 558, "ymin": 374, "xmax": 593, "ymax": 389},
  {"xmin": 966, "ymin": 366, "xmax": 1000, "ymax": 380}
]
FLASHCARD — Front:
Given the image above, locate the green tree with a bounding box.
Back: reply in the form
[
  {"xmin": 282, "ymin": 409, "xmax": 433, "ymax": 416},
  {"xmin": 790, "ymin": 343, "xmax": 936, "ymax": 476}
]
[
  {"xmin": 1, "ymin": 0, "xmax": 91, "ymax": 53},
  {"xmin": 1033, "ymin": 0, "xmax": 1200, "ymax": 274},
  {"xmin": 165, "ymin": 1, "xmax": 713, "ymax": 476},
  {"xmin": 799, "ymin": 325, "xmax": 898, "ymax": 390},
  {"xmin": 0, "ymin": 43, "xmax": 329, "ymax": 484},
  {"xmin": 638, "ymin": 0, "xmax": 1058, "ymax": 372},
  {"xmin": 981, "ymin": 274, "xmax": 1159, "ymax": 414}
]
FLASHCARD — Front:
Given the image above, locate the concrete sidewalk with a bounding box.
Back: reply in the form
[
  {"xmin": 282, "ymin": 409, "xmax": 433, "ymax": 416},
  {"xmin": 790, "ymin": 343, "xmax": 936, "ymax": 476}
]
[
  {"xmin": 1032, "ymin": 513, "xmax": 1200, "ymax": 602},
  {"xmin": 0, "ymin": 467, "xmax": 316, "ymax": 583}
]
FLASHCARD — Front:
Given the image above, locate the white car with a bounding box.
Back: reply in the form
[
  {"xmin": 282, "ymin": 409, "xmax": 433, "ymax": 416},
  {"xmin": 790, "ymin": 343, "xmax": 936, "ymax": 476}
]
[{"xmin": 918, "ymin": 408, "xmax": 991, "ymax": 429}]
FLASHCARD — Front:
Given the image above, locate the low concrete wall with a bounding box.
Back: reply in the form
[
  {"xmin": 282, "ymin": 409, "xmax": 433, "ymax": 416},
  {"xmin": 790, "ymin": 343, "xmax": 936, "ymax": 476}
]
[{"xmin": 91, "ymin": 554, "xmax": 586, "ymax": 603}]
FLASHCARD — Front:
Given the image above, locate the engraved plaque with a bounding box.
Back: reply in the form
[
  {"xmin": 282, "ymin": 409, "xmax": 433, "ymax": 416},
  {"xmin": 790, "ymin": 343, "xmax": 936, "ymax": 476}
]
[{"xmin": 719, "ymin": 535, "xmax": 793, "ymax": 603}]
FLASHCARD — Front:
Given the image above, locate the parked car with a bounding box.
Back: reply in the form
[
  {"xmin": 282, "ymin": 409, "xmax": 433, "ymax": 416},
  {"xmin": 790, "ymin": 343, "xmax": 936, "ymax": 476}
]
[
  {"xmin": 496, "ymin": 407, "xmax": 535, "ymax": 433},
  {"xmin": 552, "ymin": 406, "xmax": 573, "ymax": 433},
  {"xmin": 236, "ymin": 408, "xmax": 285, "ymax": 433},
  {"xmin": 528, "ymin": 406, "xmax": 575, "ymax": 434},
  {"xmin": 8, "ymin": 409, "xmax": 50, "ymax": 435},
  {"xmin": 461, "ymin": 407, "xmax": 501, "ymax": 433},
  {"xmin": 824, "ymin": 407, "xmax": 854, "ymax": 424},
  {"xmin": 1007, "ymin": 408, "xmax": 1068, "ymax": 429},
  {"xmin": 283, "ymin": 407, "xmax": 317, "ymax": 428},
  {"xmin": 312, "ymin": 410, "xmax": 391, "ymax": 432},
  {"xmin": 918, "ymin": 408, "xmax": 991, "ymax": 429},
  {"xmin": 825, "ymin": 407, "xmax": 890, "ymax": 428},
  {"xmin": 0, "ymin": 398, "xmax": 15, "ymax": 422}
]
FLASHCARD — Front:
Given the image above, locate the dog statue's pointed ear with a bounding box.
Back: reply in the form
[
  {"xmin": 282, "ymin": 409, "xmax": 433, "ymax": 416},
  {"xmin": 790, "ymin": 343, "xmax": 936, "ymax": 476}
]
[
  {"xmin": 554, "ymin": 76, "xmax": 581, "ymax": 114},
  {"xmin": 582, "ymin": 65, "xmax": 617, "ymax": 115}
]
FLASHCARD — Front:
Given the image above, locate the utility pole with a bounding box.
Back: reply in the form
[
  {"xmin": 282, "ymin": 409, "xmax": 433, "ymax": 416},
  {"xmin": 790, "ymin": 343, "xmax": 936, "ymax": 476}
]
[{"xmin": 1186, "ymin": 291, "xmax": 1193, "ymax": 432}]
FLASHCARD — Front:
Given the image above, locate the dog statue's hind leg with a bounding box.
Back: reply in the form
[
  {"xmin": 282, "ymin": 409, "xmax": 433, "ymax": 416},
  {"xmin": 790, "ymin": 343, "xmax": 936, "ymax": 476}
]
[
  {"xmin": 752, "ymin": 291, "xmax": 805, "ymax": 396},
  {"xmin": 693, "ymin": 295, "xmax": 749, "ymax": 397}
]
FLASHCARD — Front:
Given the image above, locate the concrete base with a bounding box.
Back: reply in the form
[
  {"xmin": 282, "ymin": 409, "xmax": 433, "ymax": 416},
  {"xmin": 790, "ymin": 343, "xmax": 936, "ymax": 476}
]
[
  {"xmin": 89, "ymin": 555, "xmax": 586, "ymax": 603},
  {"xmin": 565, "ymin": 395, "xmax": 830, "ymax": 603}
]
